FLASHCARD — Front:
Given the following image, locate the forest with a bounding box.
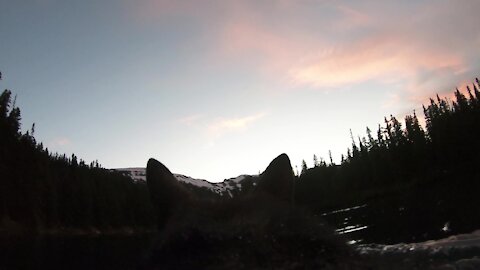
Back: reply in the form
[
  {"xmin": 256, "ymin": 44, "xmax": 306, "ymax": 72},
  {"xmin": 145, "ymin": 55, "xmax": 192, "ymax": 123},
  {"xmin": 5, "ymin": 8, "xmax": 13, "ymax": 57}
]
[
  {"xmin": 0, "ymin": 90, "xmax": 155, "ymax": 233},
  {"xmin": 296, "ymin": 78, "xmax": 480, "ymax": 243}
]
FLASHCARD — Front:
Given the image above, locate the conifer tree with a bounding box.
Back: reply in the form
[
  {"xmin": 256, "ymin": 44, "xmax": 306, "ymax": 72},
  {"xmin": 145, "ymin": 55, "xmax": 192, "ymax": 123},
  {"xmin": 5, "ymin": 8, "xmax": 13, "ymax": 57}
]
[
  {"xmin": 313, "ymin": 154, "xmax": 319, "ymax": 167},
  {"xmin": 329, "ymin": 150, "xmax": 334, "ymax": 166},
  {"xmin": 301, "ymin": 160, "xmax": 308, "ymax": 175}
]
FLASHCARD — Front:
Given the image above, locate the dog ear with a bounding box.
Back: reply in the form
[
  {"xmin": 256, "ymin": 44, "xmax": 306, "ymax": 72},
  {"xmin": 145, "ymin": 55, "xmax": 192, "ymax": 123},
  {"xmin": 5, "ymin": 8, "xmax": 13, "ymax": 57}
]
[
  {"xmin": 146, "ymin": 158, "xmax": 192, "ymax": 229},
  {"xmin": 255, "ymin": 153, "xmax": 295, "ymax": 204}
]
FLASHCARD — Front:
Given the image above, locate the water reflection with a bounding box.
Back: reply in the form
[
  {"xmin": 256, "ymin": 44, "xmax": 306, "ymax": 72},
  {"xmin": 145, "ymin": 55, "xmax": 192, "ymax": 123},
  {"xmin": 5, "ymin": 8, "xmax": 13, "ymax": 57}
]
[
  {"xmin": 321, "ymin": 204, "xmax": 367, "ymax": 216},
  {"xmin": 336, "ymin": 225, "xmax": 369, "ymax": 235},
  {"xmin": 322, "ymin": 204, "xmax": 369, "ymax": 243}
]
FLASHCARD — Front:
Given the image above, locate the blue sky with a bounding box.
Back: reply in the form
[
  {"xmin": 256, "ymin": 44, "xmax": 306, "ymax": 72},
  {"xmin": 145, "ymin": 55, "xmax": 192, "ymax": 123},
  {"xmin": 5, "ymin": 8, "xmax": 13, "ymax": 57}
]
[{"xmin": 1, "ymin": 0, "xmax": 479, "ymax": 181}]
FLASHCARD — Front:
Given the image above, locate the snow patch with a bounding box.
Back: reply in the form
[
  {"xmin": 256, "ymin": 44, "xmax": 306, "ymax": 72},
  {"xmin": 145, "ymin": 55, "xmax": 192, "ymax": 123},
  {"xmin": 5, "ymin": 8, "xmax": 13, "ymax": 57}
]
[
  {"xmin": 113, "ymin": 167, "xmax": 146, "ymax": 182},
  {"xmin": 358, "ymin": 229, "xmax": 480, "ymax": 254},
  {"xmin": 113, "ymin": 168, "xmax": 254, "ymax": 196}
]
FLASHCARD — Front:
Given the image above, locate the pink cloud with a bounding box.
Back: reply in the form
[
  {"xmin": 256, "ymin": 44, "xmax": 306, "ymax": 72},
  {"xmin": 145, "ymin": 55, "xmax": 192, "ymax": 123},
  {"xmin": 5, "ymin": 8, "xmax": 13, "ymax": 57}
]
[
  {"xmin": 219, "ymin": 20, "xmax": 305, "ymax": 75},
  {"xmin": 213, "ymin": 1, "xmax": 476, "ymax": 91},
  {"xmin": 411, "ymin": 79, "xmax": 480, "ymax": 108},
  {"xmin": 335, "ymin": 5, "xmax": 372, "ymax": 30},
  {"xmin": 176, "ymin": 111, "xmax": 267, "ymax": 143},
  {"xmin": 218, "ymin": 3, "xmax": 480, "ymax": 122},
  {"xmin": 207, "ymin": 112, "xmax": 267, "ymax": 138},
  {"xmin": 130, "ymin": 0, "xmax": 480, "ymax": 104},
  {"xmin": 178, "ymin": 114, "xmax": 204, "ymax": 126},
  {"xmin": 289, "ymin": 35, "xmax": 465, "ymax": 88}
]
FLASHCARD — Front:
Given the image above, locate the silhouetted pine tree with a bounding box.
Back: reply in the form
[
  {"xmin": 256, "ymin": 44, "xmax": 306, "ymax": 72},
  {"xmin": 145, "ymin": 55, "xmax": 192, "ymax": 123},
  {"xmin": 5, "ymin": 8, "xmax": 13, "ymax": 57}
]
[
  {"xmin": 0, "ymin": 89, "xmax": 155, "ymax": 232},
  {"xmin": 300, "ymin": 160, "xmax": 308, "ymax": 175},
  {"xmin": 296, "ymin": 78, "xmax": 480, "ymax": 239}
]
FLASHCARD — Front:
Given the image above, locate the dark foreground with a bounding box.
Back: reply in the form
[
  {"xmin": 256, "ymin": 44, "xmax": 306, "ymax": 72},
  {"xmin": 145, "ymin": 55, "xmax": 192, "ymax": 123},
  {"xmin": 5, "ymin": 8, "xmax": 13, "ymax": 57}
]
[
  {"xmin": 2, "ymin": 231, "xmax": 480, "ymax": 270},
  {"xmin": 0, "ymin": 233, "xmax": 156, "ymax": 270}
]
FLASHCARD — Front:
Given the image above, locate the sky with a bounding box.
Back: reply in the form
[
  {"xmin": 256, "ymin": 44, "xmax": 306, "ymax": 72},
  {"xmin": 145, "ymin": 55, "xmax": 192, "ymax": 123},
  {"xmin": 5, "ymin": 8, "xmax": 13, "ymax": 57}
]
[{"xmin": 1, "ymin": 0, "xmax": 479, "ymax": 182}]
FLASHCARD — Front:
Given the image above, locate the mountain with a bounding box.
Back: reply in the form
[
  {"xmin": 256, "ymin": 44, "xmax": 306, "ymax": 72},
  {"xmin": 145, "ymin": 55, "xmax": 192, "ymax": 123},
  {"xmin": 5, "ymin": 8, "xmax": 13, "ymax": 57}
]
[{"xmin": 113, "ymin": 167, "xmax": 255, "ymax": 197}]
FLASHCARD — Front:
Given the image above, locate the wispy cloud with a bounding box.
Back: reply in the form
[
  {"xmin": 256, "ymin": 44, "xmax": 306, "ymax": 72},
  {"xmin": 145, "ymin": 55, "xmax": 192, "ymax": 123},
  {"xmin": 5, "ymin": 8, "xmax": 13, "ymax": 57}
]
[
  {"xmin": 207, "ymin": 112, "xmax": 267, "ymax": 138},
  {"xmin": 132, "ymin": 0, "xmax": 480, "ymax": 106},
  {"xmin": 176, "ymin": 112, "xmax": 268, "ymax": 145},
  {"xmin": 289, "ymin": 35, "xmax": 465, "ymax": 89},
  {"xmin": 177, "ymin": 114, "xmax": 204, "ymax": 126},
  {"xmin": 335, "ymin": 5, "xmax": 372, "ymax": 30}
]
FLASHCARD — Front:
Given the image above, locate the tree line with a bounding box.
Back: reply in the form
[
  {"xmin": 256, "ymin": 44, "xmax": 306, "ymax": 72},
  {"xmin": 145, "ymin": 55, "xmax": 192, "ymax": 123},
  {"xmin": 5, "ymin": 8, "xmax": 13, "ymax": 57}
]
[
  {"xmin": 296, "ymin": 78, "xmax": 480, "ymax": 241},
  {"xmin": 298, "ymin": 79, "xmax": 480, "ymax": 204},
  {"xmin": 0, "ymin": 89, "xmax": 155, "ymax": 232}
]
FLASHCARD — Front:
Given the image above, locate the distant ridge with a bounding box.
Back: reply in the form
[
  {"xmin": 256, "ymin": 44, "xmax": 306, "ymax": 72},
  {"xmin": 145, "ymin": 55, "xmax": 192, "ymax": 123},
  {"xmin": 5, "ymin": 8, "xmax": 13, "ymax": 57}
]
[{"xmin": 113, "ymin": 167, "xmax": 253, "ymax": 197}]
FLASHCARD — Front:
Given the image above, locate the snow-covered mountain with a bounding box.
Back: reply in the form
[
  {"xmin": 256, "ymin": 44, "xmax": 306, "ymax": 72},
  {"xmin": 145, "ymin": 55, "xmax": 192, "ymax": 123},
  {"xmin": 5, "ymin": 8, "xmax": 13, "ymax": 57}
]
[
  {"xmin": 113, "ymin": 167, "xmax": 254, "ymax": 196},
  {"xmin": 114, "ymin": 167, "xmax": 147, "ymax": 182}
]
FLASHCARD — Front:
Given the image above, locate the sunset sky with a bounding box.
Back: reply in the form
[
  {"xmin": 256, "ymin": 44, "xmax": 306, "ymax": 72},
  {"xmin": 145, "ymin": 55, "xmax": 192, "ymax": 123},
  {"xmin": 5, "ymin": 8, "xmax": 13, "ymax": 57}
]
[{"xmin": 1, "ymin": 0, "xmax": 479, "ymax": 181}]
